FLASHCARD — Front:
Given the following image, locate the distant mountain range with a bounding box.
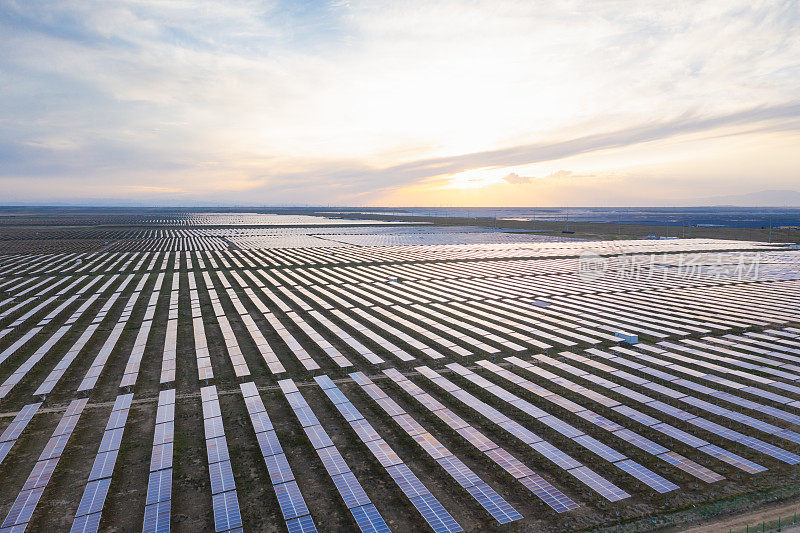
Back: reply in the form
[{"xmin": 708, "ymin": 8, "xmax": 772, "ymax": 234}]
[{"xmin": 687, "ymin": 189, "xmax": 800, "ymax": 207}]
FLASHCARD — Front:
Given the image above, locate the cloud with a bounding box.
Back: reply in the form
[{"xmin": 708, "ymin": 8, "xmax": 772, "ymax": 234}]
[
  {"xmin": 545, "ymin": 170, "xmax": 572, "ymax": 179},
  {"xmin": 1, "ymin": 1, "xmax": 799, "ymax": 204},
  {"xmin": 503, "ymin": 172, "xmax": 533, "ymax": 184}
]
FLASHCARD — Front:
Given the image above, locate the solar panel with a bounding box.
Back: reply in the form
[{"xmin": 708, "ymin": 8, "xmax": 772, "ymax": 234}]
[
  {"xmin": 407, "ymin": 492, "xmax": 463, "ymax": 533},
  {"xmin": 349, "ymin": 419, "xmax": 381, "ymax": 444},
  {"xmin": 88, "ymin": 449, "xmax": 119, "ymax": 481},
  {"xmin": 71, "ymin": 511, "xmax": 102, "ymax": 533},
  {"xmin": 293, "ymin": 406, "xmax": 321, "ymax": 428},
  {"xmin": 350, "ymin": 504, "xmax": 391, "ymax": 533},
  {"xmin": 568, "ymin": 466, "xmax": 629, "ymax": 502},
  {"xmin": 320, "ymin": 386, "xmax": 350, "ymax": 405},
  {"xmin": 317, "ymin": 446, "xmax": 350, "ymax": 477},
  {"xmin": 249, "ymin": 411, "xmax": 274, "ymax": 433},
  {"xmin": 206, "ymin": 436, "xmax": 231, "ymax": 464},
  {"xmin": 465, "ymin": 482, "xmax": 523, "ymax": 524},
  {"xmin": 209, "ymin": 460, "xmax": 237, "ymax": 494},
  {"xmin": 613, "ymin": 429, "xmax": 668, "ymax": 455},
  {"xmin": 265, "ymin": 453, "xmax": 295, "ymax": 485},
  {"xmin": 484, "ymin": 448, "xmax": 535, "ymax": 479},
  {"xmin": 332, "ymin": 471, "xmax": 371, "ymax": 509},
  {"xmin": 737, "ymin": 436, "xmax": 800, "ymax": 465},
  {"xmin": 393, "ymin": 414, "xmax": 426, "ymax": 437},
  {"xmin": 145, "ymin": 468, "xmax": 172, "ymax": 505},
  {"xmin": 657, "ymin": 452, "xmax": 724, "ymax": 483},
  {"xmin": 612, "ymin": 405, "xmax": 660, "ymax": 427},
  {"xmin": 575, "ymin": 411, "xmax": 624, "ymax": 432},
  {"xmin": 435, "ymin": 455, "xmax": 481, "ymax": 488},
  {"xmin": 530, "ymin": 441, "xmax": 582, "ymax": 470},
  {"xmin": 336, "ymin": 401, "xmax": 365, "ymax": 422},
  {"xmin": 286, "ymin": 513, "xmax": 318, "ymax": 533},
  {"xmin": 615, "ymin": 459, "xmax": 679, "ymax": 493},
  {"xmin": 698, "ymin": 444, "xmax": 767, "ymax": 474},
  {"xmin": 652, "ymin": 423, "xmax": 709, "ymax": 448},
  {"xmin": 211, "ymin": 490, "xmax": 243, "ymax": 532},
  {"xmin": 364, "ymin": 439, "xmax": 402, "ymax": 467},
  {"xmin": 518, "ymin": 474, "xmax": 579, "ymax": 513},
  {"xmin": 572, "ymin": 435, "xmax": 627, "ymax": 463},
  {"xmin": 142, "ymin": 500, "xmax": 171, "ymax": 533},
  {"xmin": 274, "ymin": 481, "xmax": 311, "ymax": 520},
  {"xmin": 386, "ymin": 463, "xmax": 430, "ymax": 498},
  {"xmin": 75, "ymin": 478, "xmax": 111, "ymax": 517}
]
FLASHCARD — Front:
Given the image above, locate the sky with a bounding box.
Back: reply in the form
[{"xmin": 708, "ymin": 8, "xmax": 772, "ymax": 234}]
[{"xmin": 1, "ymin": 0, "xmax": 799, "ymax": 206}]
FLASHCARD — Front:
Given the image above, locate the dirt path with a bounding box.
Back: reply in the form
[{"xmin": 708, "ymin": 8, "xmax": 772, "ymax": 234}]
[{"xmin": 658, "ymin": 497, "xmax": 800, "ymax": 533}]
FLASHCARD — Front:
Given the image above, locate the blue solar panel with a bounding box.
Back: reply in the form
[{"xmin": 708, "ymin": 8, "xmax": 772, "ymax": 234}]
[
  {"xmin": 335, "ymin": 401, "xmax": 364, "ymax": 423},
  {"xmin": 407, "ymin": 492, "xmax": 462, "ymax": 533},
  {"xmin": 150, "ymin": 443, "xmax": 174, "ymax": 472},
  {"xmin": 652, "ymin": 423, "xmax": 709, "ymax": 448},
  {"xmin": 518, "ymin": 474, "xmax": 578, "ymax": 513},
  {"xmin": 613, "ymin": 429, "xmax": 668, "ymax": 455},
  {"xmin": 142, "ymin": 500, "xmax": 171, "ymax": 533},
  {"xmin": 98, "ymin": 427, "xmax": 124, "ymax": 453},
  {"xmin": 206, "ymin": 436, "xmax": 231, "ymax": 465},
  {"xmin": 350, "ymin": 503, "xmax": 391, "ymax": 533},
  {"xmin": 145, "ymin": 468, "xmax": 172, "ymax": 505},
  {"xmin": 75, "ymin": 478, "xmax": 111, "ymax": 517},
  {"xmin": 249, "ymin": 411, "xmax": 273, "ymax": 433},
  {"xmin": 349, "ymin": 419, "xmax": 381, "ymax": 443},
  {"xmin": 265, "ymin": 453, "xmax": 295, "ymax": 485},
  {"xmin": 256, "ymin": 430, "xmax": 284, "ymax": 457},
  {"xmin": 572, "ymin": 435, "xmax": 627, "ymax": 463},
  {"xmin": 88, "ymin": 450, "xmax": 118, "ymax": 481},
  {"xmin": 153, "ymin": 421, "xmax": 174, "ymax": 446},
  {"xmin": 209, "ymin": 460, "xmax": 237, "ymax": 495},
  {"xmin": 529, "ymin": 441, "xmax": 582, "ymax": 470},
  {"xmin": 364, "ymin": 439, "xmax": 402, "ymax": 468},
  {"xmin": 293, "ymin": 407, "xmax": 321, "ymax": 428},
  {"xmin": 615, "ymin": 459, "xmax": 679, "ymax": 493},
  {"xmin": 70, "ymin": 511, "xmax": 101, "ymax": 533},
  {"xmin": 386, "ymin": 463, "xmax": 429, "ymax": 498},
  {"xmin": 321, "ymin": 386, "xmax": 350, "ymax": 405},
  {"xmin": 203, "ymin": 417, "xmax": 225, "ymax": 440},
  {"xmin": 317, "ymin": 446, "xmax": 350, "ymax": 477},
  {"xmin": 274, "ymin": 481, "xmax": 311, "ymax": 520},
  {"xmin": 465, "ymin": 482, "xmax": 522, "ymax": 524},
  {"xmin": 212, "ymin": 490, "xmax": 242, "ymax": 532},
  {"xmin": 332, "ymin": 471, "xmax": 371, "ymax": 509},
  {"xmin": 286, "ymin": 513, "xmax": 318, "ymax": 533},
  {"xmin": 435, "ymin": 455, "xmax": 481, "ymax": 488},
  {"xmin": 568, "ymin": 466, "xmax": 629, "ymax": 502}
]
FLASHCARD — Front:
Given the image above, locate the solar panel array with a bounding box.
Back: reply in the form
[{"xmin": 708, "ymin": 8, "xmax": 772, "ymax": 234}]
[
  {"xmin": 381, "ymin": 368, "xmax": 579, "ymax": 512},
  {"xmin": 143, "ymin": 389, "xmax": 176, "ymax": 533},
  {"xmin": 2, "ymin": 398, "xmax": 87, "ymax": 531},
  {"xmin": 474, "ymin": 360, "xmax": 724, "ymax": 485},
  {"xmin": 315, "ymin": 374, "xmax": 463, "ymax": 533},
  {"xmin": 71, "ymin": 393, "xmax": 133, "ymax": 533},
  {"xmin": 278, "ymin": 378, "xmax": 390, "ymax": 533},
  {"xmin": 240, "ymin": 381, "xmax": 317, "ymax": 533},
  {"xmin": 3, "ymin": 215, "xmax": 800, "ymax": 531},
  {"xmin": 0, "ymin": 402, "xmax": 41, "ymax": 466},
  {"xmin": 200, "ymin": 386, "xmax": 242, "ymax": 532},
  {"xmin": 348, "ymin": 372, "xmax": 522, "ymax": 525}
]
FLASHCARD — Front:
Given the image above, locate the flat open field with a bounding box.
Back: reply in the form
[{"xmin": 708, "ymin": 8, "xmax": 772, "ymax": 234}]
[{"xmin": 1, "ymin": 210, "xmax": 800, "ymax": 532}]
